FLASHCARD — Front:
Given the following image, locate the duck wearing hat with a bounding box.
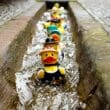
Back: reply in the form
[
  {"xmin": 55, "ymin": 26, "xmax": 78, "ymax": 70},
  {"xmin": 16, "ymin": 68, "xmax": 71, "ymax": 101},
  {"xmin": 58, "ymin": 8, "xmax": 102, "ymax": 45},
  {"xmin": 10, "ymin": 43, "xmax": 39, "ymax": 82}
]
[
  {"xmin": 43, "ymin": 19, "xmax": 60, "ymax": 29},
  {"xmin": 51, "ymin": 11, "xmax": 60, "ymax": 19},
  {"xmin": 51, "ymin": 9, "xmax": 61, "ymax": 20},
  {"xmin": 51, "ymin": 3, "xmax": 60, "ymax": 19},
  {"xmin": 37, "ymin": 47, "xmax": 65, "ymax": 85},
  {"xmin": 47, "ymin": 25, "xmax": 58, "ymax": 34},
  {"xmin": 50, "ymin": 30, "xmax": 62, "ymax": 42},
  {"xmin": 47, "ymin": 25, "xmax": 63, "ymax": 41},
  {"xmin": 54, "ymin": 19, "xmax": 65, "ymax": 34},
  {"xmin": 52, "ymin": 4, "xmax": 67, "ymax": 19},
  {"xmin": 49, "ymin": 18, "xmax": 66, "ymax": 30},
  {"xmin": 48, "ymin": 19, "xmax": 60, "ymax": 26},
  {"xmin": 44, "ymin": 38, "xmax": 64, "ymax": 60},
  {"xmin": 47, "ymin": 23, "xmax": 65, "ymax": 35},
  {"xmin": 53, "ymin": 3, "xmax": 60, "ymax": 9}
]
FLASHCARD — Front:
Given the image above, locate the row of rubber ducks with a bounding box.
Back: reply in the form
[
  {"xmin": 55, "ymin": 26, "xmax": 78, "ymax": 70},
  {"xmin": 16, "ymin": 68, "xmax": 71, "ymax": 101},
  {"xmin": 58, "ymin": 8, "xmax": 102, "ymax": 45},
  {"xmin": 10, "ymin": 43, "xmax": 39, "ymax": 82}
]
[{"xmin": 33, "ymin": 3, "xmax": 67, "ymax": 85}]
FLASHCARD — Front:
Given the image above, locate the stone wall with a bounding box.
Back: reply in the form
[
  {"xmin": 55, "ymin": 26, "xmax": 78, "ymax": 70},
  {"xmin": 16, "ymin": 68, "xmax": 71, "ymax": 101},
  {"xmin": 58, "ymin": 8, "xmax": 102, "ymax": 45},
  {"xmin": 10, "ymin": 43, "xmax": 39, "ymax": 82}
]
[
  {"xmin": 0, "ymin": 0, "xmax": 36, "ymax": 26},
  {"xmin": 0, "ymin": 2, "xmax": 45, "ymax": 110},
  {"xmin": 69, "ymin": 2, "xmax": 110, "ymax": 110},
  {"xmin": 78, "ymin": 0, "xmax": 110, "ymax": 33}
]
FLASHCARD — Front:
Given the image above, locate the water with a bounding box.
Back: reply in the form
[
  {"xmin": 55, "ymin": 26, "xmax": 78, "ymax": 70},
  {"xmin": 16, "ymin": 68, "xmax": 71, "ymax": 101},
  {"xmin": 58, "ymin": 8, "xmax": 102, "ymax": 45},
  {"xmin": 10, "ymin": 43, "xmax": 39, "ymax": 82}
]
[{"xmin": 16, "ymin": 9, "xmax": 85, "ymax": 110}]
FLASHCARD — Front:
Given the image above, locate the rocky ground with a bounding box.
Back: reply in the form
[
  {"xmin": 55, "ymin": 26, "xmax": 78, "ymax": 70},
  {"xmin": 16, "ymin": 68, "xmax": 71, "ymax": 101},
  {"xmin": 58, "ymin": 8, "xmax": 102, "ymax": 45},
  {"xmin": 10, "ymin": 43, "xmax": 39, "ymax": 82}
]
[
  {"xmin": 0, "ymin": 0, "xmax": 36, "ymax": 26},
  {"xmin": 78, "ymin": 0, "xmax": 110, "ymax": 33}
]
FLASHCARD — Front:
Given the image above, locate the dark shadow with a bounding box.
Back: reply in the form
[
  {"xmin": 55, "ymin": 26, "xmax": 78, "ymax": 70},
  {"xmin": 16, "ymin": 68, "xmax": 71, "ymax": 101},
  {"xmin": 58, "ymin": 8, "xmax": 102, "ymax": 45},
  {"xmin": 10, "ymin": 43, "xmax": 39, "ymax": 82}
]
[{"xmin": 45, "ymin": 0, "xmax": 69, "ymax": 9}]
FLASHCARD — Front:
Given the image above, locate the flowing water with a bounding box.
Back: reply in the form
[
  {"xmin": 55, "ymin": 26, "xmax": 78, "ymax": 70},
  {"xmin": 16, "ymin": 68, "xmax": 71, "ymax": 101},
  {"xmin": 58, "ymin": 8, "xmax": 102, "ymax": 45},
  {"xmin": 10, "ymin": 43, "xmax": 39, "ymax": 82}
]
[{"xmin": 16, "ymin": 9, "xmax": 85, "ymax": 110}]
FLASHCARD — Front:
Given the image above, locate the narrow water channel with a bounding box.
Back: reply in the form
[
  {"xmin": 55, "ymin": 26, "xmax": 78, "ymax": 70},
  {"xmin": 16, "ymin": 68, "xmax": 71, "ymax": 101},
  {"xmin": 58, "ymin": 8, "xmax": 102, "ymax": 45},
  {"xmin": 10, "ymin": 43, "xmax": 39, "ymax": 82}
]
[{"xmin": 16, "ymin": 7, "xmax": 85, "ymax": 110}]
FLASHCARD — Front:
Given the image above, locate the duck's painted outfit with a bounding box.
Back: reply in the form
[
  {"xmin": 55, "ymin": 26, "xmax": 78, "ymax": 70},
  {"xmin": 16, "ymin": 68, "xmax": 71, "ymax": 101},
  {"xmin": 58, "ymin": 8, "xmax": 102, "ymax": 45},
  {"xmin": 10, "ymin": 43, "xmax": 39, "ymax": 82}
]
[{"xmin": 40, "ymin": 64, "xmax": 65, "ymax": 84}]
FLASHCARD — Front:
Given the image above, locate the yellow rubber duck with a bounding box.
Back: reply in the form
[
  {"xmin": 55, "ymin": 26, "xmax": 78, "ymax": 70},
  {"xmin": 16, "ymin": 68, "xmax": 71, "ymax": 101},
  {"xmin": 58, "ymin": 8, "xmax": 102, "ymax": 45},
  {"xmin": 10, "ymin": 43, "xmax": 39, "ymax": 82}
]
[
  {"xmin": 54, "ymin": 3, "xmax": 60, "ymax": 9},
  {"xmin": 51, "ymin": 12, "xmax": 61, "ymax": 19},
  {"xmin": 51, "ymin": 3, "xmax": 60, "ymax": 19},
  {"xmin": 52, "ymin": 3, "xmax": 60, "ymax": 13},
  {"xmin": 51, "ymin": 19, "xmax": 65, "ymax": 34},
  {"xmin": 44, "ymin": 38, "xmax": 64, "ymax": 61},
  {"xmin": 36, "ymin": 47, "xmax": 65, "ymax": 85}
]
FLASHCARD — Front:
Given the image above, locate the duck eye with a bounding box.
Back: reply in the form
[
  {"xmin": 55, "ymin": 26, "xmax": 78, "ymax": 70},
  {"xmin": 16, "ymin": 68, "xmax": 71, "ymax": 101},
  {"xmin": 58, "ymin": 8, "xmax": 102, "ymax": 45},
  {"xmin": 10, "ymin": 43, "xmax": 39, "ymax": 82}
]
[{"xmin": 45, "ymin": 54, "xmax": 48, "ymax": 56}]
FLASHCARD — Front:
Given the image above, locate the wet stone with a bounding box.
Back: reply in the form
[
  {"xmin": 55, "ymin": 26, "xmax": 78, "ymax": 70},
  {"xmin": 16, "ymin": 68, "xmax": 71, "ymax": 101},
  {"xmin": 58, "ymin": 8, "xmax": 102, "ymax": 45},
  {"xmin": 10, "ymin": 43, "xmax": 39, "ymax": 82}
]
[{"xmin": 16, "ymin": 9, "xmax": 84, "ymax": 110}]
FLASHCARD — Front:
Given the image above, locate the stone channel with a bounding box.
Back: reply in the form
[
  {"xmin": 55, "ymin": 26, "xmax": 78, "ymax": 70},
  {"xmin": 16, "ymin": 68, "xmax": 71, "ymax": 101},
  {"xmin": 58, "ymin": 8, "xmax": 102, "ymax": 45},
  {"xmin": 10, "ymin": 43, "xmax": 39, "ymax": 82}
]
[
  {"xmin": 0, "ymin": 1, "xmax": 110, "ymax": 110},
  {"xmin": 16, "ymin": 7, "xmax": 85, "ymax": 110},
  {"xmin": 0, "ymin": 0, "xmax": 36, "ymax": 26}
]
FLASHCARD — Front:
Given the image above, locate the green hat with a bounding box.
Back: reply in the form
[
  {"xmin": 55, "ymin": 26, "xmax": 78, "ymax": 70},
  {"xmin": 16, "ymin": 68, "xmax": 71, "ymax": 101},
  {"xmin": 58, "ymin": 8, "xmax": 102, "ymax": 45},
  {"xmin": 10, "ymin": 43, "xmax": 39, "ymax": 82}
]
[{"xmin": 47, "ymin": 25, "xmax": 58, "ymax": 33}]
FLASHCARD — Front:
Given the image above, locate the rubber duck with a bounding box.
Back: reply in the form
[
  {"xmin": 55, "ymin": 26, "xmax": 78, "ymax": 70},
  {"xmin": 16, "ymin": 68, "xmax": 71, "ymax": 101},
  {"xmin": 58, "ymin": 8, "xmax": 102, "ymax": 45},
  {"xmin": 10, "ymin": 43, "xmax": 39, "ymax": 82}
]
[
  {"xmin": 50, "ymin": 18, "xmax": 67, "ymax": 31},
  {"xmin": 50, "ymin": 18, "xmax": 61, "ymax": 25},
  {"xmin": 47, "ymin": 25, "xmax": 62, "ymax": 41},
  {"xmin": 36, "ymin": 47, "xmax": 65, "ymax": 85},
  {"xmin": 46, "ymin": 21, "xmax": 65, "ymax": 35},
  {"xmin": 54, "ymin": 3, "xmax": 60, "ymax": 9},
  {"xmin": 52, "ymin": 3, "xmax": 60, "ymax": 14},
  {"xmin": 44, "ymin": 38, "xmax": 64, "ymax": 61},
  {"xmin": 43, "ymin": 19, "xmax": 59, "ymax": 29},
  {"xmin": 50, "ymin": 30, "xmax": 62, "ymax": 42},
  {"xmin": 51, "ymin": 11, "xmax": 61, "ymax": 19},
  {"xmin": 51, "ymin": 3, "xmax": 61, "ymax": 19},
  {"xmin": 56, "ymin": 20, "xmax": 65, "ymax": 34},
  {"xmin": 61, "ymin": 19, "xmax": 67, "ymax": 29}
]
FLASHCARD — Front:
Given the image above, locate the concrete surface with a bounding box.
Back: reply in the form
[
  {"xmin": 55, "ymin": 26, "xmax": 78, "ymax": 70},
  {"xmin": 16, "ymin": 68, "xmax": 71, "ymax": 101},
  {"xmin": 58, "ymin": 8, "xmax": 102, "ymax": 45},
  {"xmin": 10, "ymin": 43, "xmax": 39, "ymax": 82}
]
[
  {"xmin": 0, "ymin": 2, "xmax": 45, "ymax": 110},
  {"xmin": 78, "ymin": 0, "xmax": 110, "ymax": 33},
  {"xmin": 69, "ymin": 1, "xmax": 110, "ymax": 110},
  {"xmin": 0, "ymin": 2, "xmax": 45, "ymax": 84},
  {"xmin": 0, "ymin": 0, "xmax": 36, "ymax": 26}
]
